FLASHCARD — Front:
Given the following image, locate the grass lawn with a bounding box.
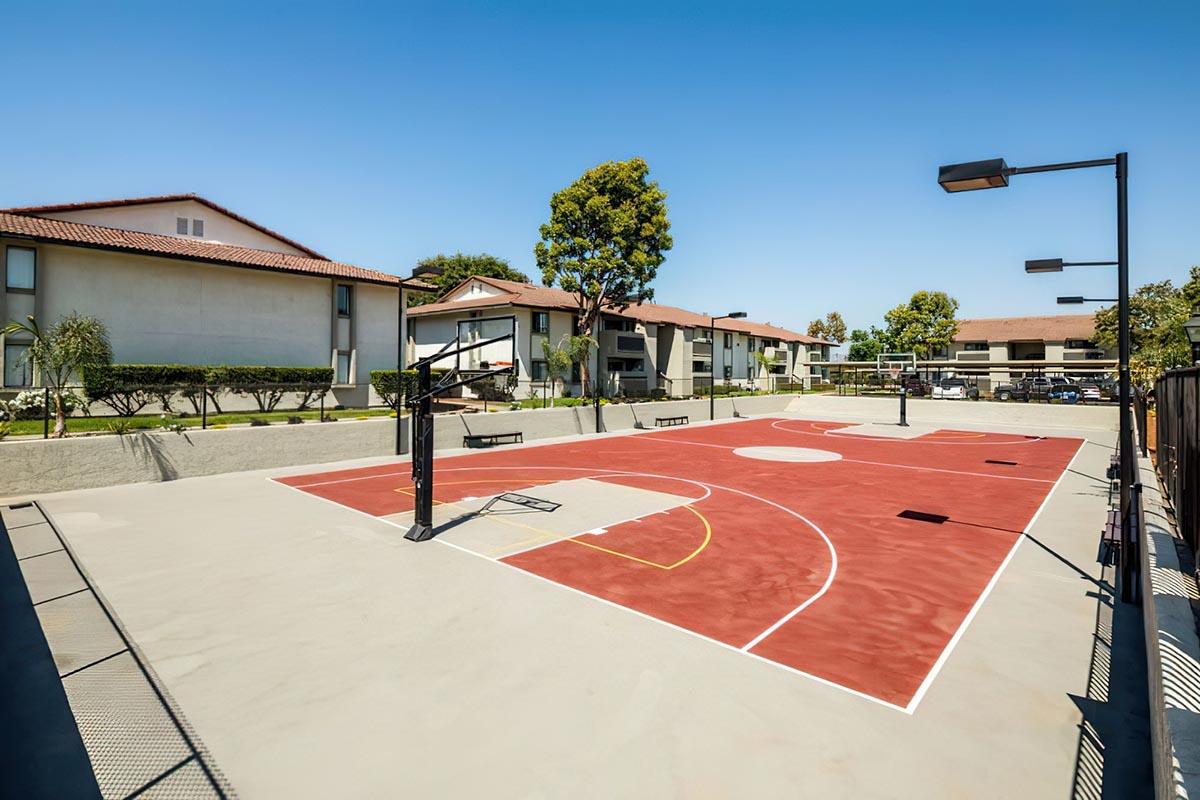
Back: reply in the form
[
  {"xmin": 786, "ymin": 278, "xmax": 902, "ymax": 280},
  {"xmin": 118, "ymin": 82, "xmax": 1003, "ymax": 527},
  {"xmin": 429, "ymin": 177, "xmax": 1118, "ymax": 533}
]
[{"xmin": 6, "ymin": 407, "xmax": 398, "ymax": 437}]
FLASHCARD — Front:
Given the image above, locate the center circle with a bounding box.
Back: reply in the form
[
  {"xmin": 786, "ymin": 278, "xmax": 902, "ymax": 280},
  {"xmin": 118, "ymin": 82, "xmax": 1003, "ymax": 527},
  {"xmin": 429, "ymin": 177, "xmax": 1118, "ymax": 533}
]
[{"xmin": 732, "ymin": 446, "xmax": 843, "ymax": 463}]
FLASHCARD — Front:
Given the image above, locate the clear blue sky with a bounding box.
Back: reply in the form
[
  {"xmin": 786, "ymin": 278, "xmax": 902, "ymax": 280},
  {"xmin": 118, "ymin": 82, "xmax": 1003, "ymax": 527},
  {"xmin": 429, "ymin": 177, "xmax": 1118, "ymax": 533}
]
[{"xmin": 2, "ymin": 1, "xmax": 1197, "ymax": 338}]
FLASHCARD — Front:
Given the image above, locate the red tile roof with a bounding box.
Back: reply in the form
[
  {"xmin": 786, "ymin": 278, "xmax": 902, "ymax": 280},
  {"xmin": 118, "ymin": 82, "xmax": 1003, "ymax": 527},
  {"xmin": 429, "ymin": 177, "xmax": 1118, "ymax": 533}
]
[
  {"xmin": 0, "ymin": 211, "xmax": 427, "ymax": 289},
  {"xmin": 953, "ymin": 314, "xmax": 1098, "ymax": 342},
  {"xmin": 408, "ymin": 275, "xmax": 830, "ymax": 344},
  {"xmin": 3, "ymin": 193, "xmax": 327, "ymax": 259}
]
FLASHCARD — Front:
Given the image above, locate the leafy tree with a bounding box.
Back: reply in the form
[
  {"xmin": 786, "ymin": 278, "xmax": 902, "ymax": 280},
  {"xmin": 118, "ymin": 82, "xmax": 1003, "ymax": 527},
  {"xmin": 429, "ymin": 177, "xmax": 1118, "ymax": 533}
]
[
  {"xmin": 541, "ymin": 337, "xmax": 574, "ymax": 397},
  {"xmin": 881, "ymin": 291, "xmax": 959, "ymax": 358},
  {"xmin": 535, "ymin": 157, "xmax": 672, "ymax": 394},
  {"xmin": 807, "ymin": 311, "xmax": 847, "ymax": 344},
  {"xmin": 847, "ymin": 328, "xmax": 885, "ymax": 362},
  {"xmin": 752, "ymin": 350, "xmax": 775, "ymax": 391},
  {"xmin": 2, "ymin": 313, "xmax": 112, "ymax": 437},
  {"xmin": 1094, "ymin": 266, "xmax": 1200, "ymax": 389},
  {"xmin": 409, "ymin": 253, "xmax": 529, "ymax": 306}
]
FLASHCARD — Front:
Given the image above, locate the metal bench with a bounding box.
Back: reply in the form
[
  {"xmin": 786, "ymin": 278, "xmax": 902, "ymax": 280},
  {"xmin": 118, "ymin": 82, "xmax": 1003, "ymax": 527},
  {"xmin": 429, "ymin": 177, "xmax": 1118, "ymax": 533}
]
[
  {"xmin": 654, "ymin": 415, "xmax": 689, "ymax": 428},
  {"xmin": 463, "ymin": 432, "xmax": 523, "ymax": 448},
  {"xmin": 1099, "ymin": 509, "xmax": 1121, "ymax": 565}
]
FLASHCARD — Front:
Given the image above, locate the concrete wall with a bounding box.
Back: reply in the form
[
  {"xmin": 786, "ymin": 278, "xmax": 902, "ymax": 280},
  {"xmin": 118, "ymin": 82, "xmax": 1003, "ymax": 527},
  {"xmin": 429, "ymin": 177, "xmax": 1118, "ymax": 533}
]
[
  {"xmin": 0, "ymin": 394, "xmax": 798, "ymax": 497},
  {"xmin": 43, "ymin": 199, "xmax": 310, "ymax": 256},
  {"xmin": 1138, "ymin": 456, "xmax": 1200, "ymax": 800},
  {"xmin": 783, "ymin": 393, "xmax": 1119, "ymax": 429}
]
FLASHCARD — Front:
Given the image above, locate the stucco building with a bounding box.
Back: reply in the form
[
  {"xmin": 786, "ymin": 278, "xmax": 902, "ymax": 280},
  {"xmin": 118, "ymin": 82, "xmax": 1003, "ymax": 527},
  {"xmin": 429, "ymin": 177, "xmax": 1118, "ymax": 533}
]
[
  {"xmin": 1, "ymin": 194, "xmax": 425, "ymax": 405},
  {"xmin": 946, "ymin": 314, "xmax": 1115, "ymax": 388},
  {"xmin": 407, "ymin": 275, "xmax": 833, "ymax": 398}
]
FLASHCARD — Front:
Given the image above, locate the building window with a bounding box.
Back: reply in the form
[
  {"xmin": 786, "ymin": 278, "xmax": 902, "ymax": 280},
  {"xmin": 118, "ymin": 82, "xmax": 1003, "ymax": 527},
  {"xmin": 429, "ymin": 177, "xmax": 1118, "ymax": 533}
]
[
  {"xmin": 723, "ymin": 365, "xmax": 733, "ymax": 380},
  {"xmin": 1066, "ymin": 339, "xmax": 1096, "ymax": 349},
  {"xmin": 963, "ymin": 342, "xmax": 989, "ymax": 352},
  {"xmin": 723, "ymin": 332, "xmax": 733, "ymax": 349},
  {"xmin": 532, "ymin": 311, "xmax": 549, "ymax": 334},
  {"xmin": 5, "ymin": 246, "xmax": 36, "ymax": 292},
  {"xmin": 336, "ymin": 285, "xmax": 353, "ymax": 317},
  {"xmin": 603, "ymin": 318, "xmax": 634, "ymax": 332},
  {"xmin": 692, "ymin": 360, "xmax": 710, "ymax": 373},
  {"xmin": 616, "ymin": 335, "xmax": 644, "ymax": 352},
  {"xmin": 192, "ymin": 219, "xmax": 204, "ymax": 237},
  {"xmin": 531, "ymin": 360, "xmax": 548, "ymax": 381},
  {"xmin": 176, "ymin": 217, "xmax": 189, "ymax": 234},
  {"xmin": 4, "ymin": 343, "xmax": 32, "ymax": 387},
  {"xmin": 336, "ymin": 352, "xmax": 352, "ymax": 384}
]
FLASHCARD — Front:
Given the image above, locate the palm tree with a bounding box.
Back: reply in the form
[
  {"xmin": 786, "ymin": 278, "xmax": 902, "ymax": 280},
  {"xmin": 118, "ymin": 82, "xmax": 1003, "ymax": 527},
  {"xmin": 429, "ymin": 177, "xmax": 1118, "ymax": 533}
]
[{"xmin": 2, "ymin": 313, "xmax": 112, "ymax": 437}]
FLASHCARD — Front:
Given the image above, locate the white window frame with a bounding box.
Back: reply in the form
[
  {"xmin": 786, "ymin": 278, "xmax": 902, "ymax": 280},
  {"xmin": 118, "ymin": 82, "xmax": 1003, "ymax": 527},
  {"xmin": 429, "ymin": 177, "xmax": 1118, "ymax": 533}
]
[{"xmin": 5, "ymin": 246, "xmax": 36, "ymax": 292}]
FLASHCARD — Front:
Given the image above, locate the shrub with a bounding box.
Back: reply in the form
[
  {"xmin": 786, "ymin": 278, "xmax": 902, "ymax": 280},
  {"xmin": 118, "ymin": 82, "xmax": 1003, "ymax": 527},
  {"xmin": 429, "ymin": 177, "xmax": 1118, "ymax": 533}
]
[
  {"xmin": 82, "ymin": 364, "xmax": 207, "ymax": 417},
  {"xmin": 5, "ymin": 389, "xmax": 83, "ymax": 420},
  {"xmin": 204, "ymin": 366, "xmax": 333, "ymax": 412},
  {"xmin": 371, "ymin": 368, "xmax": 448, "ymax": 409},
  {"xmin": 0, "ymin": 420, "xmax": 9, "ymax": 441}
]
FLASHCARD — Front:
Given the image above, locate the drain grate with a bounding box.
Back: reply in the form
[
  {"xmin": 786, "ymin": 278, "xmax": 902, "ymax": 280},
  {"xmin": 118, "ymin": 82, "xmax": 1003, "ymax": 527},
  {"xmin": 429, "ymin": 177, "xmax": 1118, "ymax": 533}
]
[{"xmin": 898, "ymin": 509, "xmax": 949, "ymax": 524}]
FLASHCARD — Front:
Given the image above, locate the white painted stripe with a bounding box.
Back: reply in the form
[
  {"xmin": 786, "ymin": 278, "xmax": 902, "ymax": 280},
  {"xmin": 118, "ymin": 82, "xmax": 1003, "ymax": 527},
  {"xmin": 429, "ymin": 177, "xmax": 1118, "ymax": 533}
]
[{"xmin": 900, "ymin": 437, "xmax": 1089, "ymax": 713}]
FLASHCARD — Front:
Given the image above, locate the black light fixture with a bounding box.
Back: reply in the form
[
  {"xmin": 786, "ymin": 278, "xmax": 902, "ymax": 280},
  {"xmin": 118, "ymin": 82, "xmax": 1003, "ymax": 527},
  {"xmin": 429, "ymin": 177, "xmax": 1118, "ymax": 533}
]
[
  {"xmin": 1026, "ymin": 258, "xmax": 1118, "ymax": 273},
  {"xmin": 709, "ymin": 311, "xmax": 747, "ymax": 421},
  {"xmin": 937, "ymin": 159, "xmax": 1010, "ymax": 192},
  {"xmin": 1184, "ymin": 306, "xmax": 1200, "ymax": 364},
  {"xmin": 1057, "ymin": 296, "xmax": 1118, "ymax": 304},
  {"xmin": 939, "ymin": 151, "xmax": 1137, "ymax": 603},
  {"xmin": 1025, "ymin": 259, "xmax": 1064, "ymax": 273}
]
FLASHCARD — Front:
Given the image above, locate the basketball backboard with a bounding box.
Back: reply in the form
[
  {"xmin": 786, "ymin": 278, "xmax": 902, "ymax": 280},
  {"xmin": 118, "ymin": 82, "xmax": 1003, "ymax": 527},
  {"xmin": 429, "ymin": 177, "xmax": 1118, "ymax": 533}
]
[{"xmin": 456, "ymin": 316, "xmax": 516, "ymax": 374}]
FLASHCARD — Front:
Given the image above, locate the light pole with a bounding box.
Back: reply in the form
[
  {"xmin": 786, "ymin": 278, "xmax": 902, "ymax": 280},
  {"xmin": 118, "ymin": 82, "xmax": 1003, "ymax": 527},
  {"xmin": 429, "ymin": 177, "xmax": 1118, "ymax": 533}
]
[
  {"xmin": 939, "ymin": 153, "xmax": 1135, "ymax": 602},
  {"xmin": 710, "ymin": 312, "xmax": 746, "ymax": 420},
  {"xmin": 1184, "ymin": 307, "xmax": 1200, "ymax": 364}
]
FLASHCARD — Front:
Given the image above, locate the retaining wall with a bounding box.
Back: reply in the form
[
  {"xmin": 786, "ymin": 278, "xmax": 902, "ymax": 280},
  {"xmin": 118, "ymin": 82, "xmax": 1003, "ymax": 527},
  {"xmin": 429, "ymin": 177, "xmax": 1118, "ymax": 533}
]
[
  {"xmin": 0, "ymin": 394, "xmax": 795, "ymax": 496},
  {"xmin": 1139, "ymin": 456, "xmax": 1200, "ymax": 800}
]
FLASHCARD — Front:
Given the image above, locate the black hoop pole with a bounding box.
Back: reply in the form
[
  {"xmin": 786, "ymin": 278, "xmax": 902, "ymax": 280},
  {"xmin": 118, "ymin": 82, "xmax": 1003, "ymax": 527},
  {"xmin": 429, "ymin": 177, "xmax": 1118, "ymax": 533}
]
[
  {"xmin": 899, "ymin": 387, "xmax": 909, "ymax": 427},
  {"xmin": 405, "ymin": 361, "xmax": 435, "ymax": 542}
]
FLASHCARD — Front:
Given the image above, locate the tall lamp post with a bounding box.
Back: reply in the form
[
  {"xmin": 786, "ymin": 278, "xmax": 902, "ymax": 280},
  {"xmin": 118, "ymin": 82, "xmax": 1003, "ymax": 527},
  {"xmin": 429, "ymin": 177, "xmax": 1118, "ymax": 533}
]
[
  {"xmin": 939, "ymin": 153, "xmax": 1135, "ymax": 602},
  {"xmin": 710, "ymin": 311, "xmax": 747, "ymax": 420},
  {"xmin": 1185, "ymin": 307, "xmax": 1200, "ymax": 365}
]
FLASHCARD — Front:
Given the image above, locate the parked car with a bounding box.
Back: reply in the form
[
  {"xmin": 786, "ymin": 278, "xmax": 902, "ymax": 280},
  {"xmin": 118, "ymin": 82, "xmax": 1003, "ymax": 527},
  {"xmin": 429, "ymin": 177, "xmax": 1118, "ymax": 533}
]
[
  {"xmin": 994, "ymin": 376, "xmax": 1064, "ymax": 402},
  {"xmin": 897, "ymin": 372, "xmax": 929, "ymax": 397},
  {"xmin": 1048, "ymin": 382, "xmax": 1082, "ymax": 403},
  {"xmin": 1079, "ymin": 383, "xmax": 1102, "ymax": 402},
  {"xmin": 933, "ymin": 378, "xmax": 967, "ymax": 400}
]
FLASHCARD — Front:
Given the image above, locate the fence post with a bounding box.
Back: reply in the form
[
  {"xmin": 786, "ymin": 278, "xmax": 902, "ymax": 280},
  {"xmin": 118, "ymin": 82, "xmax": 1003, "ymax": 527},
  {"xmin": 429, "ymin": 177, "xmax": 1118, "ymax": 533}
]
[
  {"xmin": 320, "ymin": 392, "xmax": 325, "ymax": 422},
  {"xmin": 43, "ymin": 387, "xmax": 50, "ymax": 439},
  {"xmin": 201, "ymin": 385, "xmax": 208, "ymax": 430}
]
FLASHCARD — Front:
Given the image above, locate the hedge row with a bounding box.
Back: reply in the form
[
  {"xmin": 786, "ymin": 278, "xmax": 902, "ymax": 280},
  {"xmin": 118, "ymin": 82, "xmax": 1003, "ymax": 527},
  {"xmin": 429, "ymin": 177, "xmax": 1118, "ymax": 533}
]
[
  {"xmin": 370, "ymin": 369, "xmax": 448, "ymax": 409},
  {"xmin": 81, "ymin": 364, "xmax": 334, "ymax": 416}
]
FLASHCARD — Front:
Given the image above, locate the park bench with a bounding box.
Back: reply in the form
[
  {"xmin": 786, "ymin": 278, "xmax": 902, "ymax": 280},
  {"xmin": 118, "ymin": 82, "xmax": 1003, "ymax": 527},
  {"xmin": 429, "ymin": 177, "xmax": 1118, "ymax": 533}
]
[
  {"xmin": 463, "ymin": 432, "xmax": 523, "ymax": 448},
  {"xmin": 1099, "ymin": 509, "xmax": 1121, "ymax": 565},
  {"xmin": 654, "ymin": 415, "xmax": 688, "ymax": 428}
]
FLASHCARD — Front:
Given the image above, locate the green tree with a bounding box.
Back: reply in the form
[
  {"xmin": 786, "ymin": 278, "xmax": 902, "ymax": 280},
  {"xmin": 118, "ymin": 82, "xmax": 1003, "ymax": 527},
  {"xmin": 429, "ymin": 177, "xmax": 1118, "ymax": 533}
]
[
  {"xmin": 409, "ymin": 253, "xmax": 529, "ymax": 306},
  {"xmin": 1094, "ymin": 266, "xmax": 1200, "ymax": 388},
  {"xmin": 807, "ymin": 311, "xmax": 847, "ymax": 344},
  {"xmin": 847, "ymin": 328, "xmax": 885, "ymax": 362},
  {"xmin": 540, "ymin": 337, "xmax": 574, "ymax": 397},
  {"xmin": 881, "ymin": 291, "xmax": 959, "ymax": 358},
  {"xmin": 2, "ymin": 313, "xmax": 112, "ymax": 437},
  {"xmin": 535, "ymin": 158, "xmax": 672, "ymax": 394}
]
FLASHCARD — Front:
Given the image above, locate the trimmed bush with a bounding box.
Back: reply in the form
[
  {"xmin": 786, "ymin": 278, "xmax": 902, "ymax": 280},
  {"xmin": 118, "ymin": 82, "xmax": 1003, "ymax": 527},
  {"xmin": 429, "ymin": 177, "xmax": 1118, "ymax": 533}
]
[
  {"xmin": 204, "ymin": 366, "xmax": 333, "ymax": 412},
  {"xmin": 82, "ymin": 364, "xmax": 207, "ymax": 416},
  {"xmin": 371, "ymin": 368, "xmax": 448, "ymax": 409}
]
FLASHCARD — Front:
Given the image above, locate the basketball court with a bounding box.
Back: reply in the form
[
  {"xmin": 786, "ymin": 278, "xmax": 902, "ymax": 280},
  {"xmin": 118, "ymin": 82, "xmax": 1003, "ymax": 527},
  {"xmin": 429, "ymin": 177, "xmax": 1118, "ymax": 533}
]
[{"xmin": 276, "ymin": 415, "xmax": 1083, "ymax": 711}]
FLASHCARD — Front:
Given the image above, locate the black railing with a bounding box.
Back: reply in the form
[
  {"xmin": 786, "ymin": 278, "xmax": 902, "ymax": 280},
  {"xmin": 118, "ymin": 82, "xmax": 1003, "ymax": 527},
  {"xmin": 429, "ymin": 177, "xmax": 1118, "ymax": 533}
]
[{"xmin": 1155, "ymin": 366, "xmax": 1199, "ymax": 554}]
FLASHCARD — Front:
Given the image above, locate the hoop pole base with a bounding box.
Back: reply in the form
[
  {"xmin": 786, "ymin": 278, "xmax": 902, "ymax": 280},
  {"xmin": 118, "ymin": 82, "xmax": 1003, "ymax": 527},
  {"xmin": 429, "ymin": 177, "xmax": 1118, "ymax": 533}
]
[{"xmin": 899, "ymin": 388, "xmax": 909, "ymax": 427}]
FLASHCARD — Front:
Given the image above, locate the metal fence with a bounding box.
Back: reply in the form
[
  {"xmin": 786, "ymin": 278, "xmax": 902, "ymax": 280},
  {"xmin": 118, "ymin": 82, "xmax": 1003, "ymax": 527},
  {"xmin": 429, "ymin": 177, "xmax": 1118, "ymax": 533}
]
[{"xmin": 1155, "ymin": 365, "xmax": 1199, "ymax": 554}]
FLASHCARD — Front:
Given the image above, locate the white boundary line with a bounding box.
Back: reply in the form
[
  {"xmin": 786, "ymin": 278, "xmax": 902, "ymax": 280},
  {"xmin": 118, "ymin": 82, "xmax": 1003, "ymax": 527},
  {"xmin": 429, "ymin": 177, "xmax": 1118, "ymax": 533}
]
[
  {"xmin": 632, "ymin": 435, "xmax": 1056, "ymax": 484},
  {"xmin": 770, "ymin": 418, "xmax": 1048, "ymax": 446},
  {"xmin": 266, "ymin": 422, "xmax": 1086, "ymax": 714},
  {"xmin": 899, "ymin": 437, "xmax": 1089, "ymax": 713}
]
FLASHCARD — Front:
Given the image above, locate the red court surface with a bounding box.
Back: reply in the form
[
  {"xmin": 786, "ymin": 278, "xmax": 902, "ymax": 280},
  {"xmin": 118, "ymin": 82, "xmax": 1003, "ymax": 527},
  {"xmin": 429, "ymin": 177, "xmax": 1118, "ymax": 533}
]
[{"xmin": 276, "ymin": 417, "xmax": 1083, "ymax": 711}]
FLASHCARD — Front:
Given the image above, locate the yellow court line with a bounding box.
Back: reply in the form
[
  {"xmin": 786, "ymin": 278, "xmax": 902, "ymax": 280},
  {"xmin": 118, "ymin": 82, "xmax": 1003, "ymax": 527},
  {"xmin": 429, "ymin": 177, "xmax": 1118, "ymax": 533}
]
[{"xmin": 566, "ymin": 505, "xmax": 712, "ymax": 570}]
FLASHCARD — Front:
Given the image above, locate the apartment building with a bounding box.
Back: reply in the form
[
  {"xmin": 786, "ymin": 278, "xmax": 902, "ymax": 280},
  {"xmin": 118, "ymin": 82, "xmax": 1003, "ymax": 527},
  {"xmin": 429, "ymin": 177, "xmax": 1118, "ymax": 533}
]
[
  {"xmin": 946, "ymin": 314, "xmax": 1115, "ymax": 387},
  {"xmin": 0, "ymin": 194, "xmax": 426, "ymax": 405},
  {"xmin": 406, "ymin": 276, "xmax": 832, "ymax": 398}
]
